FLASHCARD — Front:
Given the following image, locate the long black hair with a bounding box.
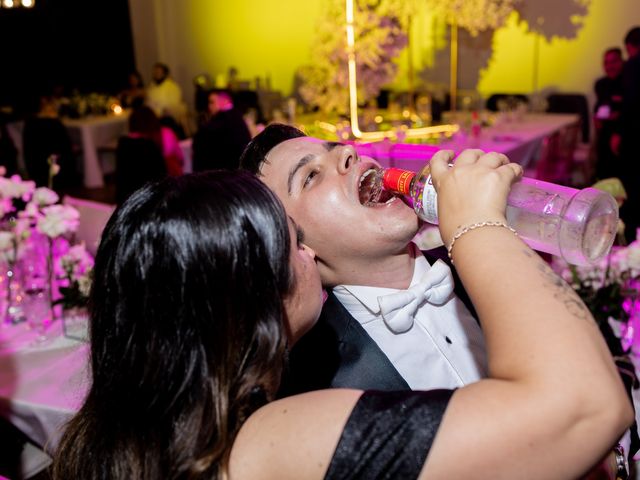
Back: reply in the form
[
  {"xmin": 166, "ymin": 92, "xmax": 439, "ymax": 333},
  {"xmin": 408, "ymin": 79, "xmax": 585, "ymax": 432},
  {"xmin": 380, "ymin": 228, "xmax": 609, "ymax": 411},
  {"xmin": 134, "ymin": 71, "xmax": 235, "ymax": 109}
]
[{"xmin": 53, "ymin": 171, "xmax": 293, "ymax": 479}]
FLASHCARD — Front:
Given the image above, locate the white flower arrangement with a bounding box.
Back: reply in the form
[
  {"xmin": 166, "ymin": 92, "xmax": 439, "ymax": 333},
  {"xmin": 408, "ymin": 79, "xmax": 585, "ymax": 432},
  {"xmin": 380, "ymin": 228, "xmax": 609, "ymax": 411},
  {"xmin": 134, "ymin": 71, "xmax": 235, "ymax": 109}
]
[
  {"xmin": 56, "ymin": 243, "xmax": 94, "ymax": 308},
  {"xmin": 36, "ymin": 204, "xmax": 80, "ymax": 238},
  {"xmin": 0, "ymin": 171, "xmax": 92, "ymax": 312}
]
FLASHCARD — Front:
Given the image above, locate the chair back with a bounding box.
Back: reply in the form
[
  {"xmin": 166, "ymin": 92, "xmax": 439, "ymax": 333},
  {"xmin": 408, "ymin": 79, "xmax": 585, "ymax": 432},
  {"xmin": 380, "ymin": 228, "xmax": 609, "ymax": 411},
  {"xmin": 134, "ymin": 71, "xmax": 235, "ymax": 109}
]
[
  {"xmin": 546, "ymin": 93, "xmax": 590, "ymax": 142},
  {"xmin": 22, "ymin": 117, "xmax": 76, "ymax": 188},
  {"xmin": 486, "ymin": 93, "xmax": 529, "ymax": 112},
  {"xmin": 62, "ymin": 196, "xmax": 116, "ymax": 256},
  {"xmin": 115, "ymin": 136, "xmax": 167, "ymax": 204},
  {"xmin": 534, "ymin": 123, "xmax": 581, "ymax": 186}
]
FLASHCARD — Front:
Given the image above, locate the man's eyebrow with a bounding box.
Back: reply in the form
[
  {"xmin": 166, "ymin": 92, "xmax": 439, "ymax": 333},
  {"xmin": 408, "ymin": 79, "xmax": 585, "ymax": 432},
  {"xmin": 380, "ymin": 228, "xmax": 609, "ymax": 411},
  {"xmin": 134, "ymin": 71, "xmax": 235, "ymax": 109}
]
[{"xmin": 287, "ymin": 153, "xmax": 315, "ymax": 195}]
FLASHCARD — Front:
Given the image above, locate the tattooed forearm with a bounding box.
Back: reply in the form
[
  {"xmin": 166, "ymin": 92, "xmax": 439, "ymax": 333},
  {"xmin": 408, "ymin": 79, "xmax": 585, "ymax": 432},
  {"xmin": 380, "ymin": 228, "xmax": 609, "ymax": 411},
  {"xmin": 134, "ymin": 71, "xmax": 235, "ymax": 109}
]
[{"xmin": 522, "ymin": 249, "xmax": 591, "ymax": 320}]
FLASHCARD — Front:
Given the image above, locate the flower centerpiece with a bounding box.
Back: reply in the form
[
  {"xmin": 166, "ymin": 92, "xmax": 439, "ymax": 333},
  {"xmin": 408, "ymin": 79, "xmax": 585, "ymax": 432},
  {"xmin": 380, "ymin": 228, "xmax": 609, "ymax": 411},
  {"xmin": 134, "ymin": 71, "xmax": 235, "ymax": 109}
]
[
  {"xmin": 56, "ymin": 244, "xmax": 93, "ymax": 311},
  {"xmin": 0, "ymin": 168, "xmax": 92, "ymax": 332}
]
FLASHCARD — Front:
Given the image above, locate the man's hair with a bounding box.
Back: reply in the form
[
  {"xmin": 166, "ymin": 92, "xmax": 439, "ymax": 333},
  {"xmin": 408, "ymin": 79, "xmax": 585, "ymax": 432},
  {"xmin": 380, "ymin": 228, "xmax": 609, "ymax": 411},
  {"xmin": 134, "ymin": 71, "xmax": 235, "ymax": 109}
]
[
  {"xmin": 154, "ymin": 62, "xmax": 170, "ymax": 76},
  {"xmin": 604, "ymin": 47, "xmax": 623, "ymax": 58},
  {"xmin": 625, "ymin": 27, "xmax": 640, "ymax": 47},
  {"xmin": 240, "ymin": 123, "xmax": 306, "ymax": 174},
  {"xmin": 52, "ymin": 170, "xmax": 292, "ymax": 479}
]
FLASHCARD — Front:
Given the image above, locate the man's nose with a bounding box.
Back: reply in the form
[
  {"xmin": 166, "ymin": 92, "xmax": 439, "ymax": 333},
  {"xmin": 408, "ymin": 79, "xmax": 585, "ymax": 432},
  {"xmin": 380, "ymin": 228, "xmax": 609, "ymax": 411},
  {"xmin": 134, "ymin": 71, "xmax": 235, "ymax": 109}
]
[{"xmin": 337, "ymin": 145, "xmax": 358, "ymax": 174}]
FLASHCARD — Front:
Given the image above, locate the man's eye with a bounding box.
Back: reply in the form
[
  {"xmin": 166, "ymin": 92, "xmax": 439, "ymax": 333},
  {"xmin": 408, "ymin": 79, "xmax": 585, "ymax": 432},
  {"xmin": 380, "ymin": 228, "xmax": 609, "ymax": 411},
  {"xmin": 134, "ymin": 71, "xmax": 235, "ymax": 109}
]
[{"xmin": 303, "ymin": 170, "xmax": 318, "ymax": 188}]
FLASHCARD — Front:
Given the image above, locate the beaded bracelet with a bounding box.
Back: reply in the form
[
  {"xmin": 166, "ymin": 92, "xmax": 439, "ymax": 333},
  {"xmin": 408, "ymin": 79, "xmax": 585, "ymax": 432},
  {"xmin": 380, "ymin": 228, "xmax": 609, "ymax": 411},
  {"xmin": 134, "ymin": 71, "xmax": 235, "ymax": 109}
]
[{"xmin": 447, "ymin": 221, "xmax": 517, "ymax": 263}]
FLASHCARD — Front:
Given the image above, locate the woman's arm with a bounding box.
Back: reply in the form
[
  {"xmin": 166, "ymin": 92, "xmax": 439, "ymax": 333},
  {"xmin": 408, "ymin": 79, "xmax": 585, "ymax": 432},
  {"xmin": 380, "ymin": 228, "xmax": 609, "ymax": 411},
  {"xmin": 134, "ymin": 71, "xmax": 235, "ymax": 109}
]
[{"xmin": 420, "ymin": 149, "xmax": 633, "ymax": 479}]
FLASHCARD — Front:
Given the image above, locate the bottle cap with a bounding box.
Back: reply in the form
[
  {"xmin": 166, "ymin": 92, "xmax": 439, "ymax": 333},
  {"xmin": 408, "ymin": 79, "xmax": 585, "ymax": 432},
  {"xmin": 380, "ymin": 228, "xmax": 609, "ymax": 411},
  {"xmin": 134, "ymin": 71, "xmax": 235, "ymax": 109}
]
[{"xmin": 382, "ymin": 168, "xmax": 415, "ymax": 195}]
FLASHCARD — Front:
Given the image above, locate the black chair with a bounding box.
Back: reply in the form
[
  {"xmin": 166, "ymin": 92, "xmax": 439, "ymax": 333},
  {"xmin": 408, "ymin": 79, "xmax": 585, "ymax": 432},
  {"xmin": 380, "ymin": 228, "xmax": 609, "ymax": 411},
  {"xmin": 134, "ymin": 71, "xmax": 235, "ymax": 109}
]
[
  {"xmin": 22, "ymin": 117, "xmax": 78, "ymax": 190},
  {"xmin": 232, "ymin": 90, "xmax": 266, "ymax": 124},
  {"xmin": 546, "ymin": 93, "xmax": 590, "ymax": 143},
  {"xmin": 115, "ymin": 136, "xmax": 167, "ymax": 205},
  {"xmin": 485, "ymin": 93, "xmax": 529, "ymax": 112}
]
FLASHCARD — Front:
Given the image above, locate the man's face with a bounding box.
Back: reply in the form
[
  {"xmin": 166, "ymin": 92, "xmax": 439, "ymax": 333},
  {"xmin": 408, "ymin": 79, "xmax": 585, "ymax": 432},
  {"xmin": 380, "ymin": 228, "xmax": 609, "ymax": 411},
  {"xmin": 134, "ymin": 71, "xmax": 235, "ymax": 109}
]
[
  {"xmin": 626, "ymin": 43, "xmax": 640, "ymax": 59},
  {"xmin": 604, "ymin": 51, "xmax": 624, "ymax": 79},
  {"xmin": 208, "ymin": 93, "xmax": 232, "ymax": 116},
  {"xmin": 259, "ymin": 137, "xmax": 420, "ymax": 286},
  {"xmin": 152, "ymin": 66, "xmax": 166, "ymax": 83},
  {"xmin": 208, "ymin": 93, "xmax": 222, "ymax": 115}
]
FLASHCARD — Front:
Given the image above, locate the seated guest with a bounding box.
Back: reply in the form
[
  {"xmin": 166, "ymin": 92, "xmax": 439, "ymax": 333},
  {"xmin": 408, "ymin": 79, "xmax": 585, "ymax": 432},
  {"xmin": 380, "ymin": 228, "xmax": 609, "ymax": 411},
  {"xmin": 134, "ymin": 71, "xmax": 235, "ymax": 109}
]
[
  {"xmin": 53, "ymin": 165, "xmax": 632, "ymax": 479},
  {"xmin": 146, "ymin": 62, "xmax": 188, "ymax": 139},
  {"xmin": 127, "ymin": 105, "xmax": 183, "ymax": 176},
  {"xmin": 115, "ymin": 106, "xmax": 170, "ymax": 204},
  {"xmin": 119, "ymin": 71, "xmax": 146, "ymax": 109},
  {"xmin": 593, "ymin": 47, "xmax": 625, "ymax": 180},
  {"xmin": 191, "ymin": 89, "xmax": 251, "ymax": 171},
  {"xmin": 22, "ymin": 95, "xmax": 78, "ymax": 190}
]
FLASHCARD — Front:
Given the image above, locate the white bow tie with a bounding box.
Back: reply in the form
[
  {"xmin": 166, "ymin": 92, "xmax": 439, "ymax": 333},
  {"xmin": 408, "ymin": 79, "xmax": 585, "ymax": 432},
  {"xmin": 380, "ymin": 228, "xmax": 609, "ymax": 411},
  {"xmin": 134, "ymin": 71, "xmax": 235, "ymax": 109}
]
[{"xmin": 377, "ymin": 260, "xmax": 455, "ymax": 334}]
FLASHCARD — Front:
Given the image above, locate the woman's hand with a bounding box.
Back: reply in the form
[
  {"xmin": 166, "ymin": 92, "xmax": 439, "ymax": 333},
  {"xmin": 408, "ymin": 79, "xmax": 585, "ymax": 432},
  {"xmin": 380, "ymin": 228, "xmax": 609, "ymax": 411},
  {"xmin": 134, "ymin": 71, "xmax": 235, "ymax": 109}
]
[{"xmin": 429, "ymin": 149, "xmax": 523, "ymax": 248}]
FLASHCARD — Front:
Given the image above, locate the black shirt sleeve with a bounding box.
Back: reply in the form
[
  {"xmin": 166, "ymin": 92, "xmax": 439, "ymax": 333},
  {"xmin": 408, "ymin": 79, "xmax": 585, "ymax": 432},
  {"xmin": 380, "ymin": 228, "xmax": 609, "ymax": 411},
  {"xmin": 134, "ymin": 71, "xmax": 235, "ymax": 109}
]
[{"xmin": 324, "ymin": 389, "xmax": 453, "ymax": 480}]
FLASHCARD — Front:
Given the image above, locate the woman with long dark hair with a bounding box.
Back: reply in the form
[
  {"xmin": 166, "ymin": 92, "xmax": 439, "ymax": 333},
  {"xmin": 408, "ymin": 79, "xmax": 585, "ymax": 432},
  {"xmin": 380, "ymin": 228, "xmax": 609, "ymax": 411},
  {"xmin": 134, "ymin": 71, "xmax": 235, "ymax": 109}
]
[{"xmin": 53, "ymin": 165, "xmax": 632, "ymax": 479}]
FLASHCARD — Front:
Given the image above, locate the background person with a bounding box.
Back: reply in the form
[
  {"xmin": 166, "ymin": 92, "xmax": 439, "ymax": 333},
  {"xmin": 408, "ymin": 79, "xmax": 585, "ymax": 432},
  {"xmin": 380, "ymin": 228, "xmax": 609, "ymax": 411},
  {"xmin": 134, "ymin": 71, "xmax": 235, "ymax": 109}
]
[
  {"xmin": 146, "ymin": 62, "xmax": 188, "ymax": 139},
  {"xmin": 617, "ymin": 27, "xmax": 640, "ymax": 243},
  {"xmin": 192, "ymin": 89, "xmax": 251, "ymax": 171},
  {"xmin": 119, "ymin": 71, "xmax": 146, "ymax": 109},
  {"xmin": 593, "ymin": 47, "xmax": 624, "ymax": 181}
]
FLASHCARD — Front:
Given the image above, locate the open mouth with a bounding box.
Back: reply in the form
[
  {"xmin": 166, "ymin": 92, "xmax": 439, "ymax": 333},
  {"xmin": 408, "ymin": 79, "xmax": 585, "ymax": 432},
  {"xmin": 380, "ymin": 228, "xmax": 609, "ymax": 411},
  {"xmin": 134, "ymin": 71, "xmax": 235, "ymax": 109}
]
[{"xmin": 358, "ymin": 168, "xmax": 396, "ymax": 206}]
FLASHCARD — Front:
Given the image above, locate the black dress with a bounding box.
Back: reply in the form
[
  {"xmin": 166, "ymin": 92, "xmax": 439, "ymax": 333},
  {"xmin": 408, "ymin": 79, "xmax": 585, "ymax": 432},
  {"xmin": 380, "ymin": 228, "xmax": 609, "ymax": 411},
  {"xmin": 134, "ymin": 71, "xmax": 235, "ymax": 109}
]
[{"xmin": 324, "ymin": 389, "xmax": 453, "ymax": 479}]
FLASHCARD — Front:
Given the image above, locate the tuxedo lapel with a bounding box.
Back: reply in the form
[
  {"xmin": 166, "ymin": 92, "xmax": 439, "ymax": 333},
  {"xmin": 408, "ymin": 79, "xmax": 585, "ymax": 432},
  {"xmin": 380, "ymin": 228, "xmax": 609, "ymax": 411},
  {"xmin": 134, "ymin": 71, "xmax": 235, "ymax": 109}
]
[
  {"xmin": 278, "ymin": 292, "xmax": 409, "ymax": 397},
  {"xmin": 277, "ymin": 245, "xmax": 476, "ymax": 398}
]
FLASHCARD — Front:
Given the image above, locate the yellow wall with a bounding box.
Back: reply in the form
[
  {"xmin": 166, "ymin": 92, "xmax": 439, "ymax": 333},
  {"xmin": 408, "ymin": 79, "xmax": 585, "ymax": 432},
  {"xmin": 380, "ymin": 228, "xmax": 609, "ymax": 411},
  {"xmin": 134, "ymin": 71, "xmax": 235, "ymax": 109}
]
[
  {"xmin": 140, "ymin": 0, "xmax": 640, "ymax": 105},
  {"xmin": 478, "ymin": 1, "xmax": 640, "ymax": 97},
  {"xmin": 184, "ymin": 0, "xmax": 322, "ymax": 93}
]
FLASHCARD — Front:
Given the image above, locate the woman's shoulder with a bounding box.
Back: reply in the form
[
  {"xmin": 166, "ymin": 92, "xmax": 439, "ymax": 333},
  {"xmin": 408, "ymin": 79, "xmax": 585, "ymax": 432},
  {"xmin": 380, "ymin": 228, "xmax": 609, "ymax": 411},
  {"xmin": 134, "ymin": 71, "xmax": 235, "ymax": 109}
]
[{"xmin": 228, "ymin": 389, "xmax": 362, "ymax": 480}]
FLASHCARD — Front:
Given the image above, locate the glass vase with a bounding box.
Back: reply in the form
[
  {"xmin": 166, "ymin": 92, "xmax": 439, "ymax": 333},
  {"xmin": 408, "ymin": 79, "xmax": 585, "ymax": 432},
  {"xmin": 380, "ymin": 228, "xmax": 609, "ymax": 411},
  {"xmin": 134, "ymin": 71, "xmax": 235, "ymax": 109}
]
[{"xmin": 62, "ymin": 306, "xmax": 89, "ymax": 342}]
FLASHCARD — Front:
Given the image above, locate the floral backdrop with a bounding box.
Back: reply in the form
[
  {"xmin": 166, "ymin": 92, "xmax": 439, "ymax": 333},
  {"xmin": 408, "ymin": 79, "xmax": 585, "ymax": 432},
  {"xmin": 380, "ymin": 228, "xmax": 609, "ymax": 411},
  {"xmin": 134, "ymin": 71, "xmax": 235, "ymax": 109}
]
[{"xmin": 296, "ymin": 0, "xmax": 410, "ymax": 114}]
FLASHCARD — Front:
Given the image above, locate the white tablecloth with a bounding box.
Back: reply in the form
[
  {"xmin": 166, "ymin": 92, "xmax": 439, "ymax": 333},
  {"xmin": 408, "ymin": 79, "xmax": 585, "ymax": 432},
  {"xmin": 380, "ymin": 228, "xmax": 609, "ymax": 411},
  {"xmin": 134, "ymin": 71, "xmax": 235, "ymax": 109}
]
[
  {"xmin": 0, "ymin": 321, "xmax": 89, "ymax": 454},
  {"xmin": 7, "ymin": 114, "xmax": 129, "ymax": 189},
  {"xmin": 63, "ymin": 114, "xmax": 129, "ymax": 188}
]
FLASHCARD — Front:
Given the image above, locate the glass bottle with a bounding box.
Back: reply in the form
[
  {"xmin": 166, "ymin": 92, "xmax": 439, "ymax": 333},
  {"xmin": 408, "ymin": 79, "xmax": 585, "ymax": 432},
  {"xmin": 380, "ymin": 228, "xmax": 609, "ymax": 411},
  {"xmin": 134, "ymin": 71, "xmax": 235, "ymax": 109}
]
[{"xmin": 375, "ymin": 166, "xmax": 619, "ymax": 266}]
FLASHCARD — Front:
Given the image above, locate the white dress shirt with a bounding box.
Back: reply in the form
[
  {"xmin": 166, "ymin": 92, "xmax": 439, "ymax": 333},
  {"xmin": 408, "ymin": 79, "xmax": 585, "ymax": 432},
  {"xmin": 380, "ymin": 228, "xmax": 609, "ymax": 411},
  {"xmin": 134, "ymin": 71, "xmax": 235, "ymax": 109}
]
[
  {"xmin": 333, "ymin": 244, "xmax": 487, "ymax": 390},
  {"xmin": 147, "ymin": 78, "xmax": 187, "ymax": 122}
]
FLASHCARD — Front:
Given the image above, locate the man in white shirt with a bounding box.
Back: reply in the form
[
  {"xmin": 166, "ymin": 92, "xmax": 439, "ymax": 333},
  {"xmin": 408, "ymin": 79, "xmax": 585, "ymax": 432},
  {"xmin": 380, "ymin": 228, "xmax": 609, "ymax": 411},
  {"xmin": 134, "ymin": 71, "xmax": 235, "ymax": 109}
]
[
  {"xmin": 240, "ymin": 124, "xmax": 488, "ymax": 394},
  {"xmin": 146, "ymin": 63, "xmax": 188, "ymax": 137}
]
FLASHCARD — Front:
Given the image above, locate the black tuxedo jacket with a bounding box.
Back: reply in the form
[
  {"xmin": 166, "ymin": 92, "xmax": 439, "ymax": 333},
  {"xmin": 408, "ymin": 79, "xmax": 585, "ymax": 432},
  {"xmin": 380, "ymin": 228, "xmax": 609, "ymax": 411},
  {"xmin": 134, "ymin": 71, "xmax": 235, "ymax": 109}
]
[{"xmin": 278, "ymin": 246, "xmax": 478, "ymax": 397}]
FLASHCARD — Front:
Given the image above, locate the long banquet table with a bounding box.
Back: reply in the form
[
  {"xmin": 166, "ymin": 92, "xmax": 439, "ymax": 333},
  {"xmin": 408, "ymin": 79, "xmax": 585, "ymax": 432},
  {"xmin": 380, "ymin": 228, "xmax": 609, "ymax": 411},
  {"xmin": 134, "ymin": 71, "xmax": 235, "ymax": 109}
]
[{"xmin": 354, "ymin": 113, "xmax": 580, "ymax": 171}]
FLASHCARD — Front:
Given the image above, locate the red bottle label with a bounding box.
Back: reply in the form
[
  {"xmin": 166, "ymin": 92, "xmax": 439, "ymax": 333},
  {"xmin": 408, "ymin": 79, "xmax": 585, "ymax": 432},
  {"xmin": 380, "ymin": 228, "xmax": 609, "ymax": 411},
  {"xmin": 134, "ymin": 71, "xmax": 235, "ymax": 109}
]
[{"xmin": 382, "ymin": 168, "xmax": 415, "ymax": 195}]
